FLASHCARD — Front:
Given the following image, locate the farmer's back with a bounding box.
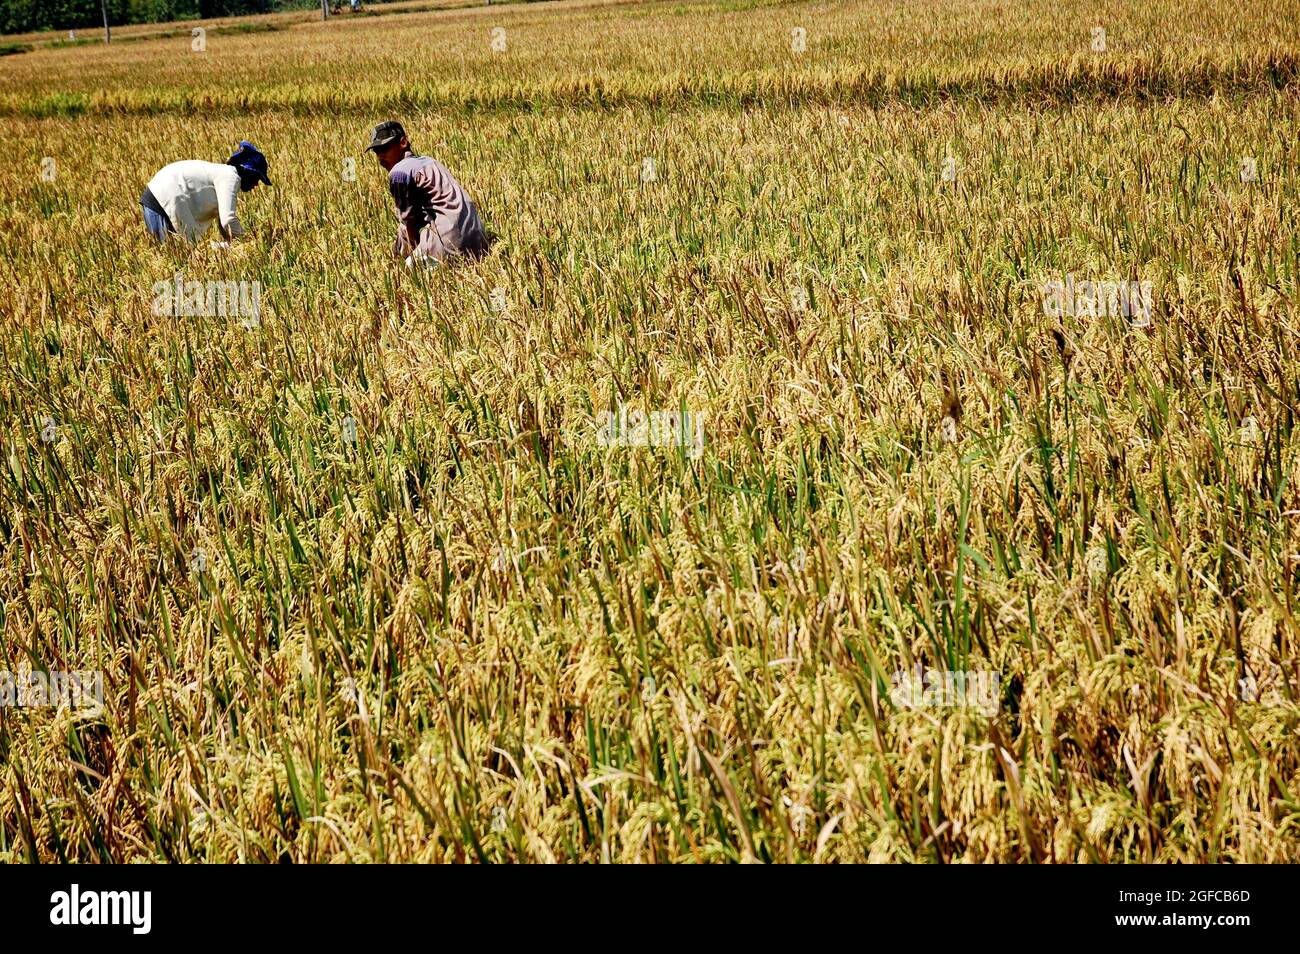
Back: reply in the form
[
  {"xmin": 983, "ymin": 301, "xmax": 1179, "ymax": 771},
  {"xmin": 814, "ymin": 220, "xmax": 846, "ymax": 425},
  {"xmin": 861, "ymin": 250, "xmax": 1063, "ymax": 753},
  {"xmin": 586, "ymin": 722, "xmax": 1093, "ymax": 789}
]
[{"xmin": 388, "ymin": 154, "xmax": 487, "ymax": 261}]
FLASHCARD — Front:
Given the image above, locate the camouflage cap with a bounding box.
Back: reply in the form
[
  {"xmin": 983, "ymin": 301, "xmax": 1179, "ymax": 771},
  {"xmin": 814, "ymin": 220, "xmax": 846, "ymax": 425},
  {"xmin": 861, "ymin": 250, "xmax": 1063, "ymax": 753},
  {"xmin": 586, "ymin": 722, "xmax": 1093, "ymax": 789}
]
[{"xmin": 365, "ymin": 120, "xmax": 407, "ymax": 152}]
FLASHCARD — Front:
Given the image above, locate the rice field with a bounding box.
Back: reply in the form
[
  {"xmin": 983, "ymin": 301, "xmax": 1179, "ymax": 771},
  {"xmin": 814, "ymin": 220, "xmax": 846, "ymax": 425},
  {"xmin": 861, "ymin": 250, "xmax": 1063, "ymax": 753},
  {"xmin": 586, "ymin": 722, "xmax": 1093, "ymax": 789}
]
[{"xmin": 3, "ymin": 0, "xmax": 1300, "ymax": 863}]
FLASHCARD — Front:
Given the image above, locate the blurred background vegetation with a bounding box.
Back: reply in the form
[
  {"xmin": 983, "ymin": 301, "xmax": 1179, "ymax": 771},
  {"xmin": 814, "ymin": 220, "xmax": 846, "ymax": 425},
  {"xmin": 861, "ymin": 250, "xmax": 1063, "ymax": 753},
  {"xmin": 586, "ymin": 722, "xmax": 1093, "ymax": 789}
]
[{"xmin": 0, "ymin": 0, "xmax": 399, "ymax": 35}]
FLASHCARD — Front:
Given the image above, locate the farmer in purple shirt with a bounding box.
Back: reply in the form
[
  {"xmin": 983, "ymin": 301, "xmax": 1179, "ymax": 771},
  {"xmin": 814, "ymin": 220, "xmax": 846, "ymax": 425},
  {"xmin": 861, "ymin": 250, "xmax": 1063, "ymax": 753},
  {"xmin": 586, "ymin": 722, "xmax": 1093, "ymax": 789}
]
[{"xmin": 366, "ymin": 120, "xmax": 489, "ymax": 266}]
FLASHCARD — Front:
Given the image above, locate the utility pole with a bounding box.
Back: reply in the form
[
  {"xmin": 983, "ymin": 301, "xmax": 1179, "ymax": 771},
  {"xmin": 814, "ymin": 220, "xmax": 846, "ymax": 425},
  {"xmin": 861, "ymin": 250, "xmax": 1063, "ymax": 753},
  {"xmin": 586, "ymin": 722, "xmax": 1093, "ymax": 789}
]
[{"xmin": 101, "ymin": 0, "xmax": 111, "ymax": 42}]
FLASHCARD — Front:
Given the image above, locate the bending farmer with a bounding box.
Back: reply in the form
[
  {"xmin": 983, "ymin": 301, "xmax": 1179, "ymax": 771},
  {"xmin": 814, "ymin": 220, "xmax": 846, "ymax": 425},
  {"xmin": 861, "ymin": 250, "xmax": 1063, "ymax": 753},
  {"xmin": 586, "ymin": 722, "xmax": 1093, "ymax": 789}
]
[
  {"xmin": 365, "ymin": 121, "xmax": 489, "ymax": 266},
  {"xmin": 140, "ymin": 141, "xmax": 271, "ymax": 243}
]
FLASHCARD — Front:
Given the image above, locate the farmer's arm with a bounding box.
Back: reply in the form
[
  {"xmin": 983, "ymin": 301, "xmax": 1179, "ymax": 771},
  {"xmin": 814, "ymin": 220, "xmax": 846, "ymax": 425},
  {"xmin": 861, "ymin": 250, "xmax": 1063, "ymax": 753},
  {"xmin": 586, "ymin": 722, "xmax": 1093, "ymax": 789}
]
[
  {"xmin": 216, "ymin": 169, "xmax": 245, "ymax": 240},
  {"xmin": 388, "ymin": 169, "xmax": 421, "ymax": 256}
]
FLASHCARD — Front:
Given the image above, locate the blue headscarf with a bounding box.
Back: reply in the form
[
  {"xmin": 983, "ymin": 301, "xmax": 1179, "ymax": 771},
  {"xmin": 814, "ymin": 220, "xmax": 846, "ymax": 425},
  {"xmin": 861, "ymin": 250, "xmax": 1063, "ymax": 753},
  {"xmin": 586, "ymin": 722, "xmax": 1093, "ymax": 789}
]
[{"xmin": 228, "ymin": 141, "xmax": 271, "ymax": 186}]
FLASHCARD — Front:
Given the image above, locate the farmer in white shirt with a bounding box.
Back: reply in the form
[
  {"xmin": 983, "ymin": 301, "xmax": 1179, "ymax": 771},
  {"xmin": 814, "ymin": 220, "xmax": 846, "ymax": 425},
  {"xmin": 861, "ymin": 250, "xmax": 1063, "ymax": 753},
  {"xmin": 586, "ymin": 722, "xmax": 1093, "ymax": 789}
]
[{"xmin": 139, "ymin": 141, "xmax": 271, "ymax": 243}]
